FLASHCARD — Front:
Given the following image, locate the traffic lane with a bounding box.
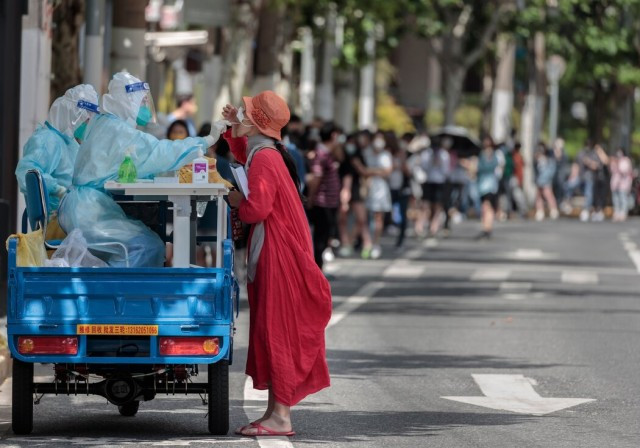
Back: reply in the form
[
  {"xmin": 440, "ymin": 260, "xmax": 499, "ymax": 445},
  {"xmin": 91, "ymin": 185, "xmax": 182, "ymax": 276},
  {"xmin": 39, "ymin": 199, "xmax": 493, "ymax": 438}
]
[{"xmin": 292, "ymin": 254, "xmax": 640, "ymax": 446}]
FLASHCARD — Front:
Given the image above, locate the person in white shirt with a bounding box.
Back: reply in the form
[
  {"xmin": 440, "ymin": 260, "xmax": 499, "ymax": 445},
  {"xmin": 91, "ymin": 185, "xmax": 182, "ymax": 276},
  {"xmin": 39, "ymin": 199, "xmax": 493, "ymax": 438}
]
[
  {"xmin": 421, "ymin": 137, "xmax": 451, "ymax": 237},
  {"xmin": 364, "ymin": 131, "xmax": 393, "ymax": 259}
]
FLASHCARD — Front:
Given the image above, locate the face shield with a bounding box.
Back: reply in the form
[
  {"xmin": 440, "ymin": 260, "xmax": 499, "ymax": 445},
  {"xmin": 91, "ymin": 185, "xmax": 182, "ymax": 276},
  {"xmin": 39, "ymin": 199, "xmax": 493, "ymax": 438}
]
[
  {"xmin": 125, "ymin": 82, "xmax": 157, "ymax": 127},
  {"xmin": 73, "ymin": 99, "xmax": 100, "ymax": 141},
  {"xmin": 48, "ymin": 84, "xmax": 100, "ymax": 139}
]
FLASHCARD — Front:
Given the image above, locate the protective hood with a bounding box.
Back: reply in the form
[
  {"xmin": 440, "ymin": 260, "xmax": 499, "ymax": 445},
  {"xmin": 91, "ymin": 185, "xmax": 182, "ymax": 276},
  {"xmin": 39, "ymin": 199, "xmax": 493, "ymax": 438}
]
[
  {"xmin": 47, "ymin": 84, "xmax": 100, "ymax": 138},
  {"xmin": 101, "ymin": 72, "xmax": 156, "ymax": 128}
]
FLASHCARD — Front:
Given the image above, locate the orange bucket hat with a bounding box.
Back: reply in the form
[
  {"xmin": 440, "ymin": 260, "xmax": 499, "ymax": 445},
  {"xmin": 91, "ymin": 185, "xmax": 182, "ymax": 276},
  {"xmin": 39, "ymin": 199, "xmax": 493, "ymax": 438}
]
[{"xmin": 242, "ymin": 91, "xmax": 290, "ymax": 141}]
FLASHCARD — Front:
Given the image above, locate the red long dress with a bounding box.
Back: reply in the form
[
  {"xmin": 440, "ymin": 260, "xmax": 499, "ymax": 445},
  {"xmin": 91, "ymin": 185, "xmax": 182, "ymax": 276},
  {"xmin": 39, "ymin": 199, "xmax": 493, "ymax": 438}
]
[{"xmin": 225, "ymin": 130, "xmax": 332, "ymax": 406}]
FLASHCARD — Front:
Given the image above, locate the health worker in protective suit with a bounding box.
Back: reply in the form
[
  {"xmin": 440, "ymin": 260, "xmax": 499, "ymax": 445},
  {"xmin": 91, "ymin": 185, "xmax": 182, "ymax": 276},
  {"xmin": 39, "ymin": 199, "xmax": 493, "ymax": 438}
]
[
  {"xmin": 58, "ymin": 72, "xmax": 226, "ymax": 267},
  {"xmin": 15, "ymin": 84, "xmax": 99, "ymax": 214}
]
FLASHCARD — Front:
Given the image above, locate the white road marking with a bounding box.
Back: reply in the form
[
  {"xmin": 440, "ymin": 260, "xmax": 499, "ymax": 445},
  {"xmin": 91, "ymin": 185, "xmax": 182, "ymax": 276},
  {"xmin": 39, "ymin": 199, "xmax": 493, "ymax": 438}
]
[
  {"xmin": 424, "ymin": 238, "xmax": 439, "ymax": 248},
  {"xmin": 508, "ymin": 248, "xmax": 552, "ymax": 260},
  {"xmin": 499, "ymin": 282, "xmax": 533, "ymax": 301},
  {"xmin": 383, "ymin": 264, "xmax": 424, "ymax": 278},
  {"xmin": 471, "ymin": 269, "xmax": 510, "ymax": 281},
  {"xmin": 562, "ymin": 271, "xmax": 599, "ymax": 284},
  {"xmin": 501, "ymin": 293, "xmax": 528, "ymax": 300},
  {"xmin": 620, "ymin": 232, "xmax": 640, "ymax": 273},
  {"xmin": 442, "ymin": 374, "xmax": 595, "ymax": 415},
  {"xmin": 328, "ymin": 282, "xmax": 385, "ymax": 328}
]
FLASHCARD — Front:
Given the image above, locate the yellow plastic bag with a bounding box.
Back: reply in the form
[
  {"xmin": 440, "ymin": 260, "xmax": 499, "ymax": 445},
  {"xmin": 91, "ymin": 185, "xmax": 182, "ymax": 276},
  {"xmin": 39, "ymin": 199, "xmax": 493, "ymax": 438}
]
[{"xmin": 6, "ymin": 229, "xmax": 47, "ymax": 267}]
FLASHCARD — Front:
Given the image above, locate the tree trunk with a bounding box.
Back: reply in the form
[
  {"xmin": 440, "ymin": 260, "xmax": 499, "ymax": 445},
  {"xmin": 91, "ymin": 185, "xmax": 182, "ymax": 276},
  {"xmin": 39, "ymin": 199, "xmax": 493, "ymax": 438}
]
[
  {"xmin": 589, "ymin": 83, "xmax": 608, "ymax": 144},
  {"xmin": 482, "ymin": 59, "xmax": 495, "ymax": 137},
  {"xmin": 252, "ymin": 3, "xmax": 284, "ymax": 94},
  {"xmin": 314, "ymin": 7, "xmax": 336, "ymax": 121},
  {"xmin": 443, "ymin": 65, "xmax": 465, "ymax": 127},
  {"xmin": 491, "ymin": 35, "xmax": 515, "ymax": 143},
  {"xmin": 609, "ymin": 83, "xmax": 634, "ymax": 152},
  {"xmin": 334, "ymin": 69, "xmax": 356, "ymax": 132},
  {"xmin": 299, "ymin": 26, "xmax": 315, "ymax": 123},
  {"xmin": 51, "ymin": 0, "xmax": 84, "ymax": 100},
  {"xmin": 424, "ymin": 38, "xmax": 443, "ymax": 126},
  {"xmin": 357, "ymin": 33, "xmax": 376, "ymax": 130},
  {"xmin": 213, "ymin": 0, "xmax": 262, "ymax": 120},
  {"xmin": 520, "ymin": 32, "xmax": 546, "ymax": 205}
]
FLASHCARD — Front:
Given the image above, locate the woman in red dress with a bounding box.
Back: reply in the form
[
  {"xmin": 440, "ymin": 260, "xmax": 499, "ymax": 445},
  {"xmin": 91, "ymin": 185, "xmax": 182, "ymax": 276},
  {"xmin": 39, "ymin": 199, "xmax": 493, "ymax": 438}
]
[{"xmin": 224, "ymin": 91, "xmax": 332, "ymax": 437}]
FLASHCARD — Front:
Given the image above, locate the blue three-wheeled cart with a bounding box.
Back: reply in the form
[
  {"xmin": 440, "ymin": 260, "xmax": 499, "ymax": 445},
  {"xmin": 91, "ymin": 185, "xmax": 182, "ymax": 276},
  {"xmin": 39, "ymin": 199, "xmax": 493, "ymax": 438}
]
[{"xmin": 6, "ymin": 170, "xmax": 238, "ymax": 435}]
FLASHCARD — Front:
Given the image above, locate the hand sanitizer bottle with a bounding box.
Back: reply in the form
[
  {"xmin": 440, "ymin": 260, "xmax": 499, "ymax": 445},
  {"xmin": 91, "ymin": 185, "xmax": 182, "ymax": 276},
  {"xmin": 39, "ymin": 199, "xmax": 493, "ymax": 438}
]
[
  {"xmin": 118, "ymin": 147, "xmax": 137, "ymax": 183},
  {"xmin": 192, "ymin": 147, "xmax": 208, "ymax": 183}
]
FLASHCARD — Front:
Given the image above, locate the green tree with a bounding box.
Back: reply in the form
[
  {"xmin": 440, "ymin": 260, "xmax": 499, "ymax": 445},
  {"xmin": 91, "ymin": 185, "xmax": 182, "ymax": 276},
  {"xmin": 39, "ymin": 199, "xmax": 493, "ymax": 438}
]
[
  {"xmin": 516, "ymin": 0, "xmax": 640, "ymax": 147},
  {"xmin": 409, "ymin": 0, "xmax": 514, "ymax": 126}
]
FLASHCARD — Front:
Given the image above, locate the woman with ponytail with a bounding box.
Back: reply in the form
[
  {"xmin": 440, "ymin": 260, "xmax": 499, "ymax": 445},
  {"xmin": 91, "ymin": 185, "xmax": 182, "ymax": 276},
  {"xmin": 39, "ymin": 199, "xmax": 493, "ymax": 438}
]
[{"xmin": 223, "ymin": 92, "xmax": 332, "ymax": 438}]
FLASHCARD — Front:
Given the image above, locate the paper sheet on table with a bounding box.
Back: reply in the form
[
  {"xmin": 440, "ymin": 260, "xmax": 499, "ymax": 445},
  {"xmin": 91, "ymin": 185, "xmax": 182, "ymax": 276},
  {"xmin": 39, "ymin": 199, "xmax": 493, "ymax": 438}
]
[{"xmin": 231, "ymin": 165, "xmax": 250, "ymax": 197}]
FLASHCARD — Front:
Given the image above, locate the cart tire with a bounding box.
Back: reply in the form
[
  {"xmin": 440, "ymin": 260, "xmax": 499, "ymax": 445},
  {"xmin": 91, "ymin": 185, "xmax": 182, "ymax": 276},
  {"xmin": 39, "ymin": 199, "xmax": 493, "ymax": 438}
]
[
  {"xmin": 12, "ymin": 359, "xmax": 34, "ymax": 435},
  {"xmin": 207, "ymin": 361, "xmax": 229, "ymax": 435},
  {"xmin": 118, "ymin": 401, "xmax": 140, "ymax": 417}
]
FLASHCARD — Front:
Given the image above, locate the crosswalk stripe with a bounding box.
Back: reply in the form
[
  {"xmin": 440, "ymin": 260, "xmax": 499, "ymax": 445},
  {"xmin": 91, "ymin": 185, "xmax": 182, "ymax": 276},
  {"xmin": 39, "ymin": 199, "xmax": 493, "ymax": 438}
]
[
  {"xmin": 561, "ymin": 271, "xmax": 599, "ymax": 284},
  {"xmin": 471, "ymin": 269, "xmax": 510, "ymax": 281}
]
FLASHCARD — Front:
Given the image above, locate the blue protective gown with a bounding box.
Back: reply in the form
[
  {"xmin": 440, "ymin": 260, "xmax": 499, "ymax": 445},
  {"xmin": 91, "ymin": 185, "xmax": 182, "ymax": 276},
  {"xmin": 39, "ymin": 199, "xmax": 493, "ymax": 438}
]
[
  {"xmin": 15, "ymin": 122, "xmax": 79, "ymax": 213},
  {"xmin": 58, "ymin": 114, "xmax": 210, "ymax": 267}
]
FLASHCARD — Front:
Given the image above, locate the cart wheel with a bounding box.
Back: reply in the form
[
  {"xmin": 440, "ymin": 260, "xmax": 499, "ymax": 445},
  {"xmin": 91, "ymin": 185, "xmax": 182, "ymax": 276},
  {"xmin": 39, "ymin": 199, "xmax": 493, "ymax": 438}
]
[
  {"xmin": 118, "ymin": 401, "xmax": 140, "ymax": 417},
  {"xmin": 207, "ymin": 361, "xmax": 229, "ymax": 435},
  {"xmin": 12, "ymin": 359, "xmax": 34, "ymax": 435}
]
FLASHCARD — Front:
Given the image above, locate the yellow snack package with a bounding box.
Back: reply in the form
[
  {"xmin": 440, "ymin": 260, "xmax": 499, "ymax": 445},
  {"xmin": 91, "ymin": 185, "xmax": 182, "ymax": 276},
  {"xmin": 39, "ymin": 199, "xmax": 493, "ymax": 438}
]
[{"xmin": 179, "ymin": 156, "xmax": 234, "ymax": 189}]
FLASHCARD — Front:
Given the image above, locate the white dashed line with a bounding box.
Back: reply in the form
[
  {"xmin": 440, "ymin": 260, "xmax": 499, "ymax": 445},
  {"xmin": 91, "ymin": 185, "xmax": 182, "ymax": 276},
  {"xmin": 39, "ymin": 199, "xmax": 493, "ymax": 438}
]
[
  {"xmin": 471, "ymin": 269, "xmax": 510, "ymax": 281},
  {"xmin": 620, "ymin": 232, "xmax": 640, "ymax": 273},
  {"xmin": 561, "ymin": 271, "xmax": 599, "ymax": 284}
]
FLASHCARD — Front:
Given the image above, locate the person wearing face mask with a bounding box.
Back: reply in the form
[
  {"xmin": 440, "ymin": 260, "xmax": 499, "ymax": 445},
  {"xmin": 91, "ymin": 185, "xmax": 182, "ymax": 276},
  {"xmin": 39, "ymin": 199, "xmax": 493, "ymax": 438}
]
[
  {"xmin": 338, "ymin": 133, "xmax": 372, "ymax": 258},
  {"xmin": 421, "ymin": 137, "xmax": 451, "ymax": 238},
  {"xmin": 222, "ymin": 92, "xmax": 332, "ymax": 438},
  {"xmin": 364, "ymin": 131, "xmax": 393, "ymax": 260},
  {"xmin": 390, "ymin": 132, "xmax": 412, "ymax": 249},
  {"xmin": 304, "ymin": 122, "xmax": 343, "ymax": 269},
  {"xmin": 166, "ymin": 119, "xmax": 190, "ymax": 141},
  {"xmin": 58, "ymin": 72, "xmax": 225, "ymax": 267},
  {"xmin": 610, "ymin": 147, "xmax": 633, "ymax": 222},
  {"xmin": 475, "ymin": 136, "xmax": 505, "ymax": 240},
  {"xmin": 16, "ymin": 84, "xmax": 99, "ymax": 214}
]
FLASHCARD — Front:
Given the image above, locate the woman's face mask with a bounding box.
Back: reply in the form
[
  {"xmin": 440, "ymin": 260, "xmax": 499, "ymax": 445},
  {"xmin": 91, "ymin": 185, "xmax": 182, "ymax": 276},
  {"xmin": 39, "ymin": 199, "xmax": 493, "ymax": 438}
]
[
  {"xmin": 345, "ymin": 143, "xmax": 357, "ymax": 155},
  {"xmin": 235, "ymin": 107, "xmax": 255, "ymax": 128},
  {"xmin": 74, "ymin": 121, "xmax": 88, "ymax": 141},
  {"xmin": 373, "ymin": 137, "xmax": 386, "ymax": 151},
  {"xmin": 136, "ymin": 105, "xmax": 153, "ymax": 127}
]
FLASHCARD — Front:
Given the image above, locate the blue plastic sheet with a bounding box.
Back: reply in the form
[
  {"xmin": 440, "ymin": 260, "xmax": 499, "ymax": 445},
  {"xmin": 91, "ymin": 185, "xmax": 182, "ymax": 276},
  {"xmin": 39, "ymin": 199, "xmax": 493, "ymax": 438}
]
[
  {"xmin": 58, "ymin": 187, "xmax": 165, "ymax": 267},
  {"xmin": 58, "ymin": 114, "xmax": 210, "ymax": 267}
]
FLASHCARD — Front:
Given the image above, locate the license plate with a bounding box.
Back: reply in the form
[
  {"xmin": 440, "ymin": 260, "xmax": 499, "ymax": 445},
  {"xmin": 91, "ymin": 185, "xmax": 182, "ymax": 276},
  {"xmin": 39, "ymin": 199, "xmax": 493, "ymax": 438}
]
[{"xmin": 77, "ymin": 324, "xmax": 158, "ymax": 336}]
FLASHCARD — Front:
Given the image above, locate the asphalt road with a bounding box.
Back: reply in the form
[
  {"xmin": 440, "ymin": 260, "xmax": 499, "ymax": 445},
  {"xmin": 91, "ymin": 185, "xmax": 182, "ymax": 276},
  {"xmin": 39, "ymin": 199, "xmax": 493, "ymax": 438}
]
[{"xmin": 0, "ymin": 219, "xmax": 639, "ymax": 447}]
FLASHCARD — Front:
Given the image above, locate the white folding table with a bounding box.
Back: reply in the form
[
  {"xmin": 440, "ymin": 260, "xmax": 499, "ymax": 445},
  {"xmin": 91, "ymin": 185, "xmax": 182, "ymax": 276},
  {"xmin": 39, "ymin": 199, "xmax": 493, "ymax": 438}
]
[{"xmin": 104, "ymin": 182, "xmax": 229, "ymax": 268}]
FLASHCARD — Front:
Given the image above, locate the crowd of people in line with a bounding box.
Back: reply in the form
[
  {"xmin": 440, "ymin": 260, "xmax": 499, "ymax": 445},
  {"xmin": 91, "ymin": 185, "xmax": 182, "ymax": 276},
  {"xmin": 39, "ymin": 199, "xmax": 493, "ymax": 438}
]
[{"xmin": 163, "ymin": 101, "xmax": 638, "ymax": 268}]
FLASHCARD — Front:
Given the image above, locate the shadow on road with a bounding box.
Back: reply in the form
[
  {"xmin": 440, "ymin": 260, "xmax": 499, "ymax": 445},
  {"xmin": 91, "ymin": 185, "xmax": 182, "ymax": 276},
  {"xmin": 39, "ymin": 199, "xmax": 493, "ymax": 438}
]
[
  {"xmin": 327, "ymin": 349, "xmax": 562, "ymax": 374},
  {"xmin": 292, "ymin": 409, "xmax": 533, "ymax": 443}
]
